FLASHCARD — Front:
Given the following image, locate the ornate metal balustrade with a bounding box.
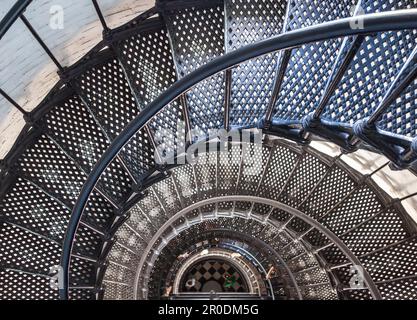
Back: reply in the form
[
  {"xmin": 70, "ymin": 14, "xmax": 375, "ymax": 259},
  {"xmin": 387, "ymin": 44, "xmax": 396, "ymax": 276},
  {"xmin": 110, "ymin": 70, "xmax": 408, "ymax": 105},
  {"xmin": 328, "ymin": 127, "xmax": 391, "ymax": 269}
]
[{"xmin": 1, "ymin": 0, "xmax": 417, "ymax": 300}]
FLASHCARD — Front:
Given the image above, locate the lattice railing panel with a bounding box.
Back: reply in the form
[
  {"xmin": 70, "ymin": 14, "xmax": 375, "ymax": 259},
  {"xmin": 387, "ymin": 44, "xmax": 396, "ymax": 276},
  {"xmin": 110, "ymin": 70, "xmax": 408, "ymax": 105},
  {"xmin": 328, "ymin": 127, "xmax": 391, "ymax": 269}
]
[
  {"xmin": 115, "ymin": 25, "xmax": 185, "ymax": 156},
  {"xmin": 273, "ymin": 0, "xmax": 356, "ymax": 120},
  {"xmin": 378, "ymin": 78, "xmax": 417, "ymax": 137},
  {"xmin": 226, "ymin": 0, "xmax": 287, "ymax": 126},
  {"xmin": 323, "ymin": 31, "xmax": 417, "ymax": 124},
  {"xmin": 163, "ymin": 4, "xmax": 225, "ymax": 131}
]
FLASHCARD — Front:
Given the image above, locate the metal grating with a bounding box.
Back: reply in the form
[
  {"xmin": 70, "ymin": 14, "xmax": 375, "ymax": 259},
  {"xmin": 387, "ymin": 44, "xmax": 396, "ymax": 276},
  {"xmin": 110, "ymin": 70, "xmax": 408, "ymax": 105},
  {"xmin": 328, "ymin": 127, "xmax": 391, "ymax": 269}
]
[
  {"xmin": 69, "ymin": 288, "xmax": 96, "ymax": 300},
  {"xmin": 44, "ymin": 94, "xmax": 133, "ymax": 205},
  {"xmin": 259, "ymin": 144, "xmax": 299, "ymax": 200},
  {"xmin": 279, "ymin": 152, "xmax": 328, "ymax": 207},
  {"xmin": 72, "ymin": 224, "xmax": 103, "ymax": 259},
  {"xmin": 115, "ymin": 24, "xmax": 185, "ymax": 156},
  {"xmin": 320, "ymin": 186, "xmax": 384, "ymax": 235},
  {"xmin": 127, "ymin": 206, "xmax": 157, "ymax": 243},
  {"xmin": 304, "ymin": 229, "xmax": 331, "ymax": 248},
  {"xmin": 273, "ymin": 0, "xmax": 356, "ymax": 120},
  {"xmin": 225, "ymin": 0, "xmax": 287, "ymax": 126},
  {"xmin": 280, "ymin": 241, "xmax": 305, "ymax": 260},
  {"xmin": 152, "ymin": 177, "xmax": 183, "ymax": 217},
  {"xmin": 270, "ymin": 228, "xmax": 293, "ymax": 249},
  {"xmin": 320, "ymin": 244, "xmax": 350, "ymax": 266},
  {"xmin": 97, "ymin": 160, "xmax": 132, "ymax": 205},
  {"xmin": 340, "ymin": 208, "xmax": 410, "ymax": 256},
  {"xmin": 287, "ymin": 253, "xmax": 318, "ymax": 273},
  {"xmin": 115, "ymin": 224, "xmax": 148, "ymax": 254},
  {"xmin": 103, "ymin": 281, "xmax": 134, "ymax": 300},
  {"xmin": 295, "ymin": 267, "xmax": 329, "ymax": 285},
  {"xmin": 105, "ymin": 262, "xmax": 136, "ymax": 285},
  {"xmin": 138, "ymin": 188, "xmax": 169, "ymax": 229},
  {"xmin": 171, "ymin": 164, "xmax": 199, "ymax": 207},
  {"xmin": 269, "ymin": 208, "xmax": 291, "ymax": 224},
  {"xmin": 239, "ymin": 144, "xmax": 270, "ymax": 194},
  {"xmin": 75, "ymin": 57, "xmax": 139, "ymax": 139},
  {"xmin": 332, "ymin": 264, "xmax": 354, "ymax": 286},
  {"xmin": 300, "ymin": 283, "xmax": 338, "ymax": 300},
  {"xmin": 0, "ymin": 269, "xmax": 58, "ymax": 300},
  {"xmin": 0, "ymin": 177, "xmax": 70, "ymax": 243},
  {"xmin": 251, "ymin": 203, "xmax": 272, "ymax": 219},
  {"xmin": 74, "ymin": 56, "xmax": 156, "ymax": 182},
  {"xmin": 217, "ymin": 143, "xmax": 241, "ymax": 195},
  {"xmin": 82, "ymin": 191, "xmax": 116, "ymax": 231},
  {"xmin": 119, "ymin": 129, "xmax": 156, "ymax": 182},
  {"xmin": 287, "ymin": 217, "xmax": 312, "ymax": 233},
  {"xmin": 43, "ymin": 93, "xmax": 133, "ymax": 203},
  {"xmin": 0, "ymin": 222, "xmax": 60, "ymax": 274},
  {"xmin": 69, "ymin": 257, "xmax": 96, "ymax": 287},
  {"xmin": 323, "ymin": 30, "xmax": 417, "ymax": 124},
  {"xmin": 15, "ymin": 135, "xmax": 86, "ymax": 208},
  {"xmin": 235, "ymin": 201, "xmax": 252, "ymax": 214},
  {"xmin": 43, "ymin": 95, "xmax": 110, "ymax": 173},
  {"xmin": 163, "ymin": 4, "xmax": 225, "ymax": 131},
  {"xmin": 361, "ymin": 237, "xmax": 417, "ymax": 283},
  {"xmin": 194, "ymin": 152, "xmax": 217, "ymax": 200},
  {"xmin": 300, "ymin": 166, "xmax": 356, "ymax": 220},
  {"xmin": 342, "ymin": 289, "xmax": 374, "ymax": 300},
  {"xmin": 378, "ymin": 78, "xmax": 417, "ymax": 137},
  {"xmin": 108, "ymin": 242, "xmax": 140, "ymax": 267},
  {"xmin": 378, "ymin": 278, "xmax": 417, "ymax": 300},
  {"xmin": 2, "ymin": 0, "xmax": 417, "ymax": 302}
]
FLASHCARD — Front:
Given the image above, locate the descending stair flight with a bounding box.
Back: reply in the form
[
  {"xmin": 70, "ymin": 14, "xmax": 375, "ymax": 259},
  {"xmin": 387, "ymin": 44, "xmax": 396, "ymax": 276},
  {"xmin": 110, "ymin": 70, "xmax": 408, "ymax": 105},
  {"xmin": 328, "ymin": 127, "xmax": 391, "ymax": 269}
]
[{"xmin": 1, "ymin": 0, "xmax": 417, "ymax": 300}]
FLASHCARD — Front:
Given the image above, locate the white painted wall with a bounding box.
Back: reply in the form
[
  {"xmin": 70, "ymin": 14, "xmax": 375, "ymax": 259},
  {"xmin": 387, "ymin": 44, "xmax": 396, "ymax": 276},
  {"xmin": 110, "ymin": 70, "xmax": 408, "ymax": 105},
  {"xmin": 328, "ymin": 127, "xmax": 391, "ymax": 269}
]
[
  {"xmin": 311, "ymin": 140, "xmax": 417, "ymax": 223},
  {"xmin": 0, "ymin": 0, "xmax": 154, "ymax": 158}
]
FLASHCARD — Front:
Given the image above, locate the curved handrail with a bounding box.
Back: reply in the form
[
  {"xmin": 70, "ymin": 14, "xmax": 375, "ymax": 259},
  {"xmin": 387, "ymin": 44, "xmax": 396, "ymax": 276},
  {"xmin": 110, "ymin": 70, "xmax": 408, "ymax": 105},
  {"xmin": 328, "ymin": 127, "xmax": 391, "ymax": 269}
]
[
  {"xmin": 0, "ymin": 0, "xmax": 32, "ymax": 41},
  {"xmin": 133, "ymin": 196, "xmax": 374, "ymax": 299},
  {"xmin": 59, "ymin": 10, "xmax": 417, "ymax": 299}
]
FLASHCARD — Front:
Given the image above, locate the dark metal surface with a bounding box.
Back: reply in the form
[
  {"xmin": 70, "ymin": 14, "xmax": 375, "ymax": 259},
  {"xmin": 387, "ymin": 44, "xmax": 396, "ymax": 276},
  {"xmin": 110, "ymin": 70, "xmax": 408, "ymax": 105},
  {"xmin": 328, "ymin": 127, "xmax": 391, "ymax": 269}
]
[{"xmin": 59, "ymin": 10, "xmax": 417, "ymax": 299}]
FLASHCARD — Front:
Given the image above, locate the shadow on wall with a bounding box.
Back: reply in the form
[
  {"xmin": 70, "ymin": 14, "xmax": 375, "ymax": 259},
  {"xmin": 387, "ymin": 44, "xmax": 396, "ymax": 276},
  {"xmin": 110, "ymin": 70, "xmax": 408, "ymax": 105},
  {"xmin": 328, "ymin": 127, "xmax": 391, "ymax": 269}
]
[{"xmin": 0, "ymin": 0, "xmax": 155, "ymax": 159}]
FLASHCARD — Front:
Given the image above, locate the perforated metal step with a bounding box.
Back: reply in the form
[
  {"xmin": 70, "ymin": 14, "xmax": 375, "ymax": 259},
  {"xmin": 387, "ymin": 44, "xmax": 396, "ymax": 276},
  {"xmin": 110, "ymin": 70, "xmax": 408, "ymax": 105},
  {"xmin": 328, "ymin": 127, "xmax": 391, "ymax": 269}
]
[{"xmin": 1, "ymin": 0, "xmax": 417, "ymax": 301}]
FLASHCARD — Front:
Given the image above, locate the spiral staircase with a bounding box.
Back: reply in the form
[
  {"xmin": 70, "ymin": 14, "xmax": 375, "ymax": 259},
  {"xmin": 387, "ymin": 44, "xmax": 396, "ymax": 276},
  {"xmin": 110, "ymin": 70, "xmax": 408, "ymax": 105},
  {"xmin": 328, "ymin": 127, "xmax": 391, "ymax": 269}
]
[{"xmin": 1, "ymin": 0, "xmax": 417, "ymax": 300}]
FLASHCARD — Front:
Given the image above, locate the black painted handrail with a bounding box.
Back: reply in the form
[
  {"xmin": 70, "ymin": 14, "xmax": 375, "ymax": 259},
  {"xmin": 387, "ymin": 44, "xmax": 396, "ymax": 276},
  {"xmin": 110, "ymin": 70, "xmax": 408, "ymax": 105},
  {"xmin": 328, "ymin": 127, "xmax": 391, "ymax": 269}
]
[
  {"xmin": 59, "ymin": 9, "xmax": 417, "ymax": 299},
  {"xmin": 0, "ymin": 0, "xmax": 32, "ymax": 40}
]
